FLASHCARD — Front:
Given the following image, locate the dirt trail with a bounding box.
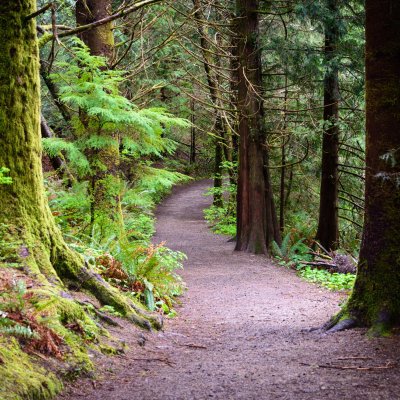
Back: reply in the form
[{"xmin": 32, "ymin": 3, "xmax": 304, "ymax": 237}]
[{"xmin": 60, "ymin": 180, "xmax": 400, "ymax": 400}]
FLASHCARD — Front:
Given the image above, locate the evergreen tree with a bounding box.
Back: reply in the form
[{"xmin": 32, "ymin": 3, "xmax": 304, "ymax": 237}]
[{"xmin": 326, "ymin": 0, "xmax": 400, "ymax": 334}]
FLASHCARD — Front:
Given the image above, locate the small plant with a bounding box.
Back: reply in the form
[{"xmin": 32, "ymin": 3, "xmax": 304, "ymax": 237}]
[
  {"xmin": 271, "ymin": 233, "xmax": 312, "ymax": 268},
  {"xmin": 298, "ymin": 266, "xmax": 356, "ymax": 291},
  {"xmin": 204, "ymin": 205, "xmax": 236, "ymax": 236},
  {"xmin": 98, "ymin": 305, "xmax": 123, "ymax": 317},
  {"xmin": 0, "ymin": 279, "xmax": 64, "ymax": 358},
  {"xmin": 94, "ymin": 242, "xmax": 186, "ymax": 316},
  {"xmin": 0, "ymin": 325, "xmax": 40, "ymax": 340}
]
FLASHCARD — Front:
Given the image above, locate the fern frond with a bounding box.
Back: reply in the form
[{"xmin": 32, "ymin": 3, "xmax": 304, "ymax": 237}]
[
  {"xmin": 42, "ymin": 138, "xmax": 90, "ymax": 176},
  {"xmin": 280, "ymin": 233, "xmax": 292, "ymax": 257},
  {"xmin": 271, "ymin": 240, "xmax": 283, "ymax": 258}
]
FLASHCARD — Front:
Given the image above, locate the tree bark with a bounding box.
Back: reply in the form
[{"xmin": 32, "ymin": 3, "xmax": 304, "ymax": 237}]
[
  {"xmin": 0, "ymin": 0, "xmax": 159, "ymax": 330},
  {"xmin": 326, "ymin": 0, "xmax": 400, "ymax": 334},
  {"xmin": 75, "ymin": 0, "xmax": 115, "ymax": 62},
  {"xmin": 234, "ymin": 0, "xmax": 280, "ymax": 254},
  {"xmin": 190, "ymin": 99, "xmax": 196, "ymax": 164},
  {"xmin": 315, "ymin": 0, "xmax": 340, "ymax": 251}
]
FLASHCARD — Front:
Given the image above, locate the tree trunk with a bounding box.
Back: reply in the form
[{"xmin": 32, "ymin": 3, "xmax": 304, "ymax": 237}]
[
  {"xmin": 326, "ymin": 0, "xmax": 400, "ymax": 334},
  {"xmin": 190, "ymin": 99, "xmax": 196, "ymax": 164},
  {"xmin": 279, "ymin": 75, "xmax": 289, "ymax": 232},
  {"xmin": 315, "ymin": 0, "xmax": 340, "ymax": 251},
  {"xmin": 0, "ymin": 0, "xmax": 160, "ymax": 330},
  {"xmin": 75, "ymin": 0, "xmax": 115, "ymax": 62},
  {"xmin": 235, "ymin": 0, "xmax": 280, "ymax": 254}
]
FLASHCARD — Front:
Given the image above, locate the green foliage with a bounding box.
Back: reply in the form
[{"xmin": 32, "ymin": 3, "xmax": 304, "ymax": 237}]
[
  {"xmin": 111, "ymin": 243, "xmax": 186, "ymax": 316},
  {"xmin": 204, "ymin": 205, "xmax": 236, "ymax": 236},
  {"xmin": 46, "ymin": 165, "xmax": 188, "ymax": 315},
  {"xmin": 0, "ymin": 167, "xmax": 12, "ymax": 185},
  {"xmin": 204, "ymin": 165, "xmax": 237, "ymax": 236},
  {"xmin": 0, "ymin": 280, "xmax": 27, "ymax": 313},
  {"xmin": 43, "ymin": 39, "xmax": 189, "ymax": 178},
  {"xmin": 271, "ymin": 233, "xmax": 312, "ymax": 268},
  {"xmin": 98, "ymin": 305, "xmax": 123, "ymax": 317},
  {"xmin": 298, "ymin": 266, "xmax": 356, "ymax": 291},
  {"xmin": 42, "ymin": 139, "xmax": 89, "ymax": 176},
  {"xmin": 0, "ymin": 324, "xmax": 40, "ymax": 341}
]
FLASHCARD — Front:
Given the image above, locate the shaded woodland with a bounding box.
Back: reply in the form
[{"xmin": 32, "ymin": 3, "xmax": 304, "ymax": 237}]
[{"xmin": 1, "ymin": 0, "xmax": 400, "ymax": 398}]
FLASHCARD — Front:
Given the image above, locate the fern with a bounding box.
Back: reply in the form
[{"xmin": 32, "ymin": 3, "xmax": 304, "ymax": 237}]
[
  {"xmin": 42, "ymin": 138, "xmax": 90, "ymax": 176},
  {"xmin": 0, "ymin": 324, "xmax": 40, "ymax": 340},
  {"xmin": 272, "ymin": 233, "xmax": 291, "ymax": 258}
]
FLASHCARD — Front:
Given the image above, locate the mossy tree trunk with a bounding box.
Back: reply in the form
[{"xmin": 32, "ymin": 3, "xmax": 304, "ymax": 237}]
[
  {"xmin": 76, "ymin": 0, "xmax": 115, "ymax": 62},
  {"xmin": 234, "ymin": 0, "xmax": 280, "ymax": 254},
  {"xmin": 326, "ymin": 0, "xmax": 400, "ymax": 334},
  {"xmin": 315, "ymin": 0, "xmax": 340, "ymax": 251},
  {"xmin": 0, "ymin": 0, "xmax": 159, "ymax": 330}
]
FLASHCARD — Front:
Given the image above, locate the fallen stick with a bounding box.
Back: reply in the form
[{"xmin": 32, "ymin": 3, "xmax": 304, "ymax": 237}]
[
  {"xmin": 301, "ymin": 261, "xmax": 337, "ymax": 268},
  {"xmin": 181, "ymin": 343, "xmax": 207, "ymax": 349},
  {"xmin": 300, "ymin": 361, "xmax": 395, "ymax": 371},
  {"xmin": 131, "ymin": 357, "xmax": 175, "ymax": 367}
]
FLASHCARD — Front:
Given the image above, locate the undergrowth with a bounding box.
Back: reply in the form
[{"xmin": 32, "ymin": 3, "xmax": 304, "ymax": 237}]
[
  {"xmin": 297, "ymin": 267, "xmax": 356, "ymax": 291},
  {"xmin": 46, "ymin": 164, "xmax": 189, "ymax": 316},
  {"xmin": 204, "ymin": 166, "xmax": 237, "ymax": 237}
]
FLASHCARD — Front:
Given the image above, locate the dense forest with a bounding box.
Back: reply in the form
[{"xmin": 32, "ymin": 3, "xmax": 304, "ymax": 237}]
[{"xmin": 1, "ymin": 0, "xmax": 400, "ymax": 399}]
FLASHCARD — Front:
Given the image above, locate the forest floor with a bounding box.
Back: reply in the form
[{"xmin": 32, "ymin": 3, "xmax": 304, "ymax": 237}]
[{"xmin": 58, "ymin": 180, "xmax": 400, "ymax": 400}]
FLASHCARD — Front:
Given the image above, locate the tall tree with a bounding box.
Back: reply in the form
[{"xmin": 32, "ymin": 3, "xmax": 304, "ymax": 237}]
[
  {"xmin": 326, "ymin": 0, "xmax": 400, "ymax": 334},
  {"xmin": 75, "ymin": 0, "xmax": 125, "ymax": 238},
  {"xmin": 235, "ymin": 0, "xmax": 280, "ymax": 254},
  {"xmin": 0, "ymin": 0, "xmax": 159, "ymax": 329},
  {"xmin": 315, "ymin": 0, "xmax": 340, "ymax": 251}
]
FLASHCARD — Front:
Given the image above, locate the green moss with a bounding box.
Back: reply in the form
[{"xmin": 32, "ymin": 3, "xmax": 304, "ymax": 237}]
[
  {"xmin": 38, "ymin": 33, "xmax": 53, "ymax": 48},
  {"xmin": 0, "ymin": 338, "xmax": 63, "ymax": 400},
  {"xmin": 31, "ymin": 289, "xmax": 104, "ymax": 370}
]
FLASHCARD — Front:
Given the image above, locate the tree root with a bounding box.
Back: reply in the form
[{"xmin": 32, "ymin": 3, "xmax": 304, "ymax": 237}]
[
  {"xmin": 321, "ymin": 307, "xmax": 397, "ymax": 336},
  {"xmin": 325, "ymin": 318, "xmax": 358, "ymax": 333},
  {"xmin": 53, "ymin": 244, "xmax": 163, "ymax": 331}
]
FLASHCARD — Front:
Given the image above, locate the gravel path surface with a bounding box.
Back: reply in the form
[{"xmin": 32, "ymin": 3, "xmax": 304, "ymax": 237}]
[{"xmin": 60, "ymin": 180, "xmax": 400, "ymax": 400}]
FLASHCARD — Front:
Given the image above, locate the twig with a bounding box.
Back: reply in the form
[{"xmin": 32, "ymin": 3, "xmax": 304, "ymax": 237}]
[
  {"xmin": 130, "ymin": 357, "xmax": 175, "ymax": 367},
  {"xmin": 301, "ymin": 261, "xmax": 337, "ymax": 268},
  {"xmin": 25, "ymin": 2, "xmax": 53, "ymax": 21},
  {"xmin": 301, "ymin": 361, "xmax": 396, "ymax": 371},
  {"xmin": 314, "ymin": 241, "xmax": 330, "ymax": 256},
  {"xmin": 181, "ymin": 343, "xmax": 207, "ymax": 349}
]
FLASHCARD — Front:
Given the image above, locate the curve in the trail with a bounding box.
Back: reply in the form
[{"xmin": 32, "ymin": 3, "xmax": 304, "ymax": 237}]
[{"xmin": 60, "ymin": 180, "xmax": 400, "ymax": 400}]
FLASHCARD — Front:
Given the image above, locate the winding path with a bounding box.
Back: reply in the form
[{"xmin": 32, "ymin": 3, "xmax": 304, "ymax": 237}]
[{"xmin": 61, "ymin": 180, "xmax": 400, "ymax": 400}]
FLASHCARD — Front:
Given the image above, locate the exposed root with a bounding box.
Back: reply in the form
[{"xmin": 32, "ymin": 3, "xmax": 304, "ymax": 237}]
[
  {"xmin": 326, "ymin": 318, "xmax": 358, "ymax": 333},
  {"xmin": 54, "ymin": 246, "xmax": 163, "ymax": 331}
]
